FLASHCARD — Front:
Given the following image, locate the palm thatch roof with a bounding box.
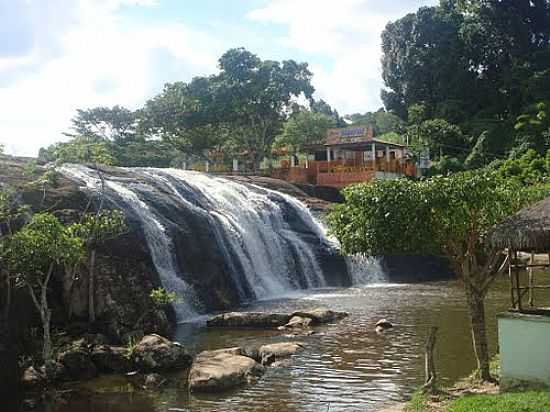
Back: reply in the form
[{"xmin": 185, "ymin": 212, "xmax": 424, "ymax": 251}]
[{"xmin": 489, "ymin": 197, "xmax": 550, "ymax": 252}]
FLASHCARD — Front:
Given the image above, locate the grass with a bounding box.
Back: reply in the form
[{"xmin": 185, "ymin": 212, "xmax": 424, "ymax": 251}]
[
  {"xmin": 405, "ymin": 390, "xmax": 430, "ymax": 412},
  {"xmin": 447, "ymin": 391, "xmax": 550, "ymax": 412},
  {"xmin": 124, "ymin": 337, "xmax": 138, "ymax": 359}
]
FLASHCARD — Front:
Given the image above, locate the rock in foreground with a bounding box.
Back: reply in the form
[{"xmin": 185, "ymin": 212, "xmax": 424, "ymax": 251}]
[
  {"xmin": 132, "ymin": 334, "xmax": 192, "ymax": 372},
  {"xmin": 258, "ymin": 342, "xmax": 304, "ymax": 365},
  {"xmin": 188, "ymin": 348, "xmax": 265, "ymax": 393}
]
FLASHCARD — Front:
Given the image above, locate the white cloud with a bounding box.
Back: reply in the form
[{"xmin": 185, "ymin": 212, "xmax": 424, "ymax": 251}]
[
  {"xmin": 0, "ymin": 0, "xmax": 219, "ymax": 156},
  {"xmin": 247, "ymin": 0, "xmax": 436, "ymax": 115}
]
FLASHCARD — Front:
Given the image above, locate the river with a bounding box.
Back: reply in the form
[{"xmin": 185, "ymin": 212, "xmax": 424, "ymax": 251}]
[{"xmin": 34, "ymin": 277, "xmax": 515, "ymax": 412}]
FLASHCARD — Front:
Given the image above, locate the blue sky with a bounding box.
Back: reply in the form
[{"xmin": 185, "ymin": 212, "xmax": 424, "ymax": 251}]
[{"xmin": 0, "ymin": 0, "xmax": 435, "ymax": 156}]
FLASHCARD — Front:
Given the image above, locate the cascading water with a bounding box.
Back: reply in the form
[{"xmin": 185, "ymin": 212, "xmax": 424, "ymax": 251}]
[{"xmin": 60, "ymin": 164, "xmax": 360, "ymax": 320}]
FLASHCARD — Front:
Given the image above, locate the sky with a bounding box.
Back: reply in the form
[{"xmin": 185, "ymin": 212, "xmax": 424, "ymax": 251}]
[{"xmin": 0, "ymin": 0, "xmax": 436, "ymax": 157}]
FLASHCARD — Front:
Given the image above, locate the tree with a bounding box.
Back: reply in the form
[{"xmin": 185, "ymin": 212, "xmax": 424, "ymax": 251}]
[
  {"xmin": 41, "ymin": 135, "xmax": 114, "ymax": 166},
  {"xmin": 214, "ymin": 48, "xmax": 315, "ymax": 169},
  {"xmin": 69, "ymin": 211, "xmax": 126, "ymax": 324},
  {"xmin": 39, "ymin": 105, "xmax": 179, "ymax": 168},
  {"xmin": 345, "ymin": 108, "xmax": 404, "ymax": 136},
  {"xmin": 4, "ymin": 213, "xmax": 84, "ymax": 361},
  {"xmin": 381, "ymin": 3, "xmax": 474, "ymax": 117},
  {"xmin": 0, "ymin": 186, "xmax": 22, "ymax": 392},
  {"xmin": 0, "ymin": 187, "xmax": 27, "ymax": 326},
  {"xmin": 514, "ymin": 101, "xmax": 550, "ymax": 155},
  {"xmin": 69, "ymin": 106, "xmax": 136, "ymax": 144},
  {"xmin": 491, "ymin": 149, "xmax": 550, "ymax": 185},
  {"xmin": 406, "ymin": 118, "xmax": 467, "ymax": 160},
  {"xmin": 380, "ymin": 0, "xmax": 550, "ymax": 161},
  {"xmin": 310, "ymin": 99, "xmax": 345, "ymax": 126},
  {"xmin": 328, "ymin": 171, "xmax": 542, "ymax": 381},
  {"xmin": 274, "ymin": 111, "xmax": 335, "ymax": 154},
  {"xmin": 141, "ymin": 79, "xmax": 221, "ymax": 161}
]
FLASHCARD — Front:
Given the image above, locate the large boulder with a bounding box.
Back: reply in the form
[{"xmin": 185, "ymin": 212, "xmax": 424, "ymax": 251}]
[
  {"xmin": 207, "ymin": 312, "xmax": 292, "ymax": 328},
  {"xmin": 132, "ymin": 334, "xmax": 191, "ymax": 372},
  {"xmin": 291, "ymin": 308, "xmax": 348, "ymax": 325},
  {"xmin": 189, "ymin": 348, "xmax": 265, "ymax": 393},
  {"xmin": 91, "ymin": 345, "xmax": 132, "ymax": 373}
]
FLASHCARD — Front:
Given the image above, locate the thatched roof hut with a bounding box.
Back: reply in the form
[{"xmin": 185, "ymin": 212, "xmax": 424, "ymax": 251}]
[{"xmin": 489, "ymin": 197, "xmax": 550, "ymax": 252}]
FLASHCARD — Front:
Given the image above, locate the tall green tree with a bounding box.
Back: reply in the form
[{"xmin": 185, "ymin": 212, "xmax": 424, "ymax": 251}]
[
  {"xmin": 328, "ymin": 171, "xmax": 542, "ymax": 381},
  {"xmin": 141, "ymin": 79, "xmax": 220, "ymax": 161},
  {"xmin": 381, "ymin": 0, "xmax": 550, "ymax": 160},
  {"xmin": 213, "ymin": 48, "xmax": 315, "ymax": 169},
  {"xmin": 69, "ymin": 106, "xmax": 136, "ymax": 143},
  {"xmin": 4, "ymin": 214, "xmax": 84, "ymax": 362}
]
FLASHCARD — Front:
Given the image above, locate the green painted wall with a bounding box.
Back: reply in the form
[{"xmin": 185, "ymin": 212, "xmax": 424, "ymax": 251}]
[{"xmin": 498, "ymin": 312, "xmax": 550, "ymax": 388}]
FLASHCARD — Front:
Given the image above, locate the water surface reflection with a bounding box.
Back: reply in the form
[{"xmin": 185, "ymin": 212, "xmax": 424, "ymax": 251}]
[{"xmin": 35, "ymin": 279, "xmax": 516, "ymax": 412}]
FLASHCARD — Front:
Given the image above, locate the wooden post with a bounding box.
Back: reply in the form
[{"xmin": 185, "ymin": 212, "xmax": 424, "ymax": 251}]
[
  {"xmin": 515, "ymin": 250, "xmax": 522, "ymax": 311},
  {"xmin": 422, "ymin": 326, "xmax": 438, "ymax": 393},
  {"xmin": 372, "ymin": 143, "xmax": 376, "ymax": 172},
  {"xmin": 529, "ymin": 252, "xmax": 534, "ymax": 307},
  {"xmin": 508, "ymin": 249, "xmax": 515, "ymax": 309}
]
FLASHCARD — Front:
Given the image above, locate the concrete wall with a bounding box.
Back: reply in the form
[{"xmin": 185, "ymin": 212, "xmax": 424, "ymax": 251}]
[{"xmin": 498, "ymin": 312, "xmax": 550, "ymax": 389}]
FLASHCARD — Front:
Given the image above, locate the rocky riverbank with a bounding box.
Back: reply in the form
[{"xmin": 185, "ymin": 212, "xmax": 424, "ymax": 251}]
[{"xmin": 18, "ymin": 307, "xmax": 349, "ymax": 410}]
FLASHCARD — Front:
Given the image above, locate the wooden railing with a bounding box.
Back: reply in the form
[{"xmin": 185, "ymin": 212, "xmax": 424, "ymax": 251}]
[{"xmin": 317, "ymin": 169, "xmax": 376, "ymax": 188}]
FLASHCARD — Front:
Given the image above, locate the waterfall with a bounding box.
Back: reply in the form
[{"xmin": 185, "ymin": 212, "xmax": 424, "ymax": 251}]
[
  {"xmin": 60, "ymin": 165, "xmax": 345, "ymax": 320},
  {"xmin": 345, "ymin": 255, "xmax": 386, "ymax": 284}
]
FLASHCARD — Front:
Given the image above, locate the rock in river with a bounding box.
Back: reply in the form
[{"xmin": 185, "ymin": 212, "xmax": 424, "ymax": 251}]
[
  {"xmin": 132, "ymin": 334, "xmax": 192, "ymax": 372},
  {"xmin": 278, "ymin": 315, "xmax": 313, "ymax": 330},
  {"xmin": 376, "ymin": 319, "xmax": 393, "ymax": 329},
  {"xmin": 291, "ymin": 308, "xmax": 348, "ymax": 325},
  {"xmin": 258, "ymin": 342, "xmax": 304, "ymax": 366},
  {"xmin": 206, "ymin": 312, "xmax": 292, "ymax": 328},
  {"xmin": 188, "ymin": 348, "xmax": 265, "ymax": 393},
  {"xmin": 206, "ymin": 308, "xmax": 348, "ymax": 329}
]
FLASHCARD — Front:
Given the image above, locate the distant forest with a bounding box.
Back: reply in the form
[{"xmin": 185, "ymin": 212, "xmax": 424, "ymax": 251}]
[{"xmin": 38, "ymin": 0, "xmax": 550, "ymax": 177}]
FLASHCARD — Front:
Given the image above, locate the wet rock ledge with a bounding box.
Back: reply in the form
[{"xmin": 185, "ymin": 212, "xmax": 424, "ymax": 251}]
[{"xmin": 206, "ymin": 308, "xmax": 349, "ymax": 329}]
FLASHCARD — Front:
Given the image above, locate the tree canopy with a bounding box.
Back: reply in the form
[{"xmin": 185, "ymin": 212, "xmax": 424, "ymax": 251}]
[{"xmin": 381, "ymin": 0, "xmax": 550, "ymax": 162}]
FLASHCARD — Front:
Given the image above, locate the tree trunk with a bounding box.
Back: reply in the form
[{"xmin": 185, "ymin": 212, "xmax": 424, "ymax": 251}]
[
  {"xmin": 41, "ymin": 310, "xmax": 52, "ymax": 362},
  {"xmin": 0, "ymin": 270, "xmax": 18, "ymax": 395},
  {"xmin": 465, "ymin": 283, "xmax": 491, "ymax": 381},
  {"xmin": 27, "ymin": 263, "xmax": 55, "ymax": 363},
  {"xmin": 88, "ymin": 249, "xmax": 96, "ymax": 324},
  {"xmin": 2, "ymin": 270, "xmax": 11, "ymax": 322},
  {"xmin": 422, "ymin": 326, "xmax": 438, "ymax": 393},
  {"xmin": 40, "ymin": 283, "xmax": 52, "ymax": 362}
]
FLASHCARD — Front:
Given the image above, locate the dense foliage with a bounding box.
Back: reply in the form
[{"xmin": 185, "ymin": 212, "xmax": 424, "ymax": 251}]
[
  {"xmin": 39, "ymin": 2, "xmax": 550, "ymax": 171},
  {"xmin": 381, "ymin": 0, "xmax": 550, "ymax": 166},
  {"xmin": 328, "ymin": 170, "xmax": 547, "ymax": 380}
]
